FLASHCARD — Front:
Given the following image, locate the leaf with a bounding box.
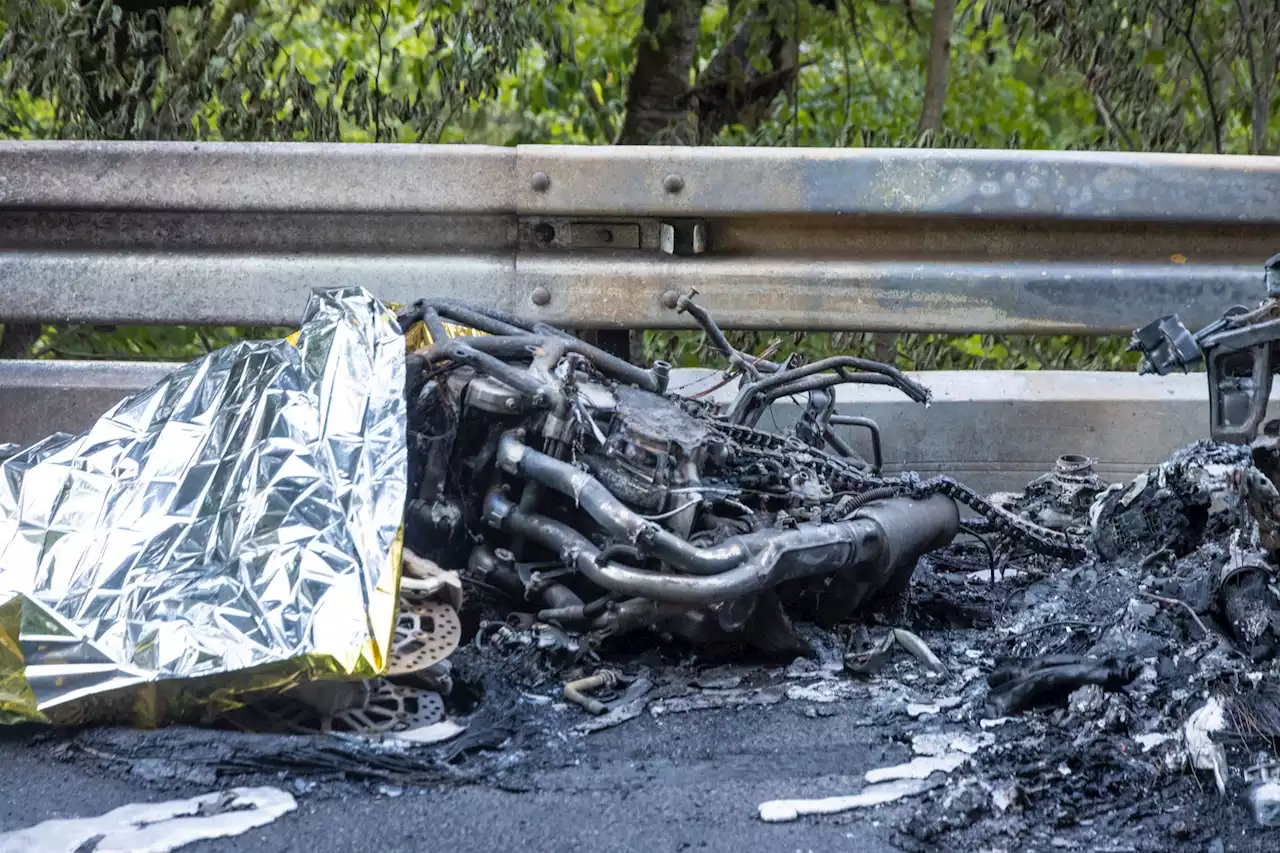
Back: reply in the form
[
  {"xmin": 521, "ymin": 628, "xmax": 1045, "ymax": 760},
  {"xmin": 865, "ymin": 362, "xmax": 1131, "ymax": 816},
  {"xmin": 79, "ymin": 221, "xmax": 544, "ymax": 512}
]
[
  {"xmin": 542, "ymin": 76, "xmax": 559, "ymax": 108},
  {"xmin": 954, "ymin": 334, "xmax": 987, "ymax": 358}
]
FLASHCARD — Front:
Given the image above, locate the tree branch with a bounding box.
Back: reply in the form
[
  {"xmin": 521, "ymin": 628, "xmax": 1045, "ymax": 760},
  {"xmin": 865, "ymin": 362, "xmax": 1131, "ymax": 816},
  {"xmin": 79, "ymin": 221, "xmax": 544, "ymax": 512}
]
[
  {"xmin": 1093, "ymin": 90, "xmax": 1137, "ymax": 150},
  {"xmin": 681, "ymin": 62, "xmax": 813, "ymax": 107},
  {"xmin": 692, "ymin": 2, "xmax": 798, "ymax": 141},
  {"xmin": 836, "ymin": 1, "xmax": 855, "ymax": 145},
  {"xmin": 365, "ymin": 0, "xmax": 390, "ymax": 143},
  {"xmin": 1233, "ymin": 0, "xmax": 1273, "ymax": 154},
  {"xmin": 790, "ymin": 0, "xmax": 799, "ymax": 146},
  {"xmin": 844, "ymin": 0, "xmax": 888, "ymax": 114},
  {"xmin": 903, "ymin": 0, "xmax": 920, "ymax": 34},
  {"xmin": 1156, "ymin": 0, "xmax": 1223, "ymax": 154}
]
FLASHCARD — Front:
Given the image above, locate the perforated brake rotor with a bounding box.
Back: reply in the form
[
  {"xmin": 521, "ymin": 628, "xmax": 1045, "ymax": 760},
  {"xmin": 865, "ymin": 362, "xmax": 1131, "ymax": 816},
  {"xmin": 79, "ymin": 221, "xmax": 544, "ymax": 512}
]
[
  {"xmin": 324, "ymin": 679, "xmax": 446, "ymax": 734},
  {"xmin": 224, "ymin": 590, "xmax": 461, "ymax": 736},
  {"xmin": 386, "ymin": 596, "xmax": 462, "ymax": 676}
]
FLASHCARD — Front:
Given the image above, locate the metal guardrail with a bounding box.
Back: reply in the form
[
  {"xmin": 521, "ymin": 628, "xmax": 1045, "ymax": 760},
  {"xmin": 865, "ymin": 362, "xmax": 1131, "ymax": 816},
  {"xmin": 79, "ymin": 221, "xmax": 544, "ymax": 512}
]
[
  {"xmin": 3, "ymin": 142, "xmax": 1280, "ymax": 332},
  {"xmin": 3, "ymin": 142, "xmax": 1280, "ymax": 492}
]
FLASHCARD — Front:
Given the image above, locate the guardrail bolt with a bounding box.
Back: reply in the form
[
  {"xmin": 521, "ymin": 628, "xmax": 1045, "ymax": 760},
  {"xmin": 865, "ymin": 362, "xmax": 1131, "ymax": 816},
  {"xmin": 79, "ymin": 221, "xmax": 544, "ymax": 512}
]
[
  {"xmin": 661, "ymin": 290, "xmax": 680, "ymax": 310},
  {"xmin": 663, "ymin": 174, "xmax": 685, "ymax": 194},
  {"xmin": 531, "ymin": 172, "xmax": 551, "ymax": 192},
  {"xmin": 531, "ymin": 286, "xmax": 552, "ymax": 306}
]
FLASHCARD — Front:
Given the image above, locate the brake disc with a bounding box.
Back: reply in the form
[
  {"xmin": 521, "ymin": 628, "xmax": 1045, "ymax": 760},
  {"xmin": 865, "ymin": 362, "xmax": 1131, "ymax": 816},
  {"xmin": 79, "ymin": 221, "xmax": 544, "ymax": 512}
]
[
  {"xmin": 324, "ymin": 680, "xmax": 446, "ymax": 734},
  {"xmin": 387, "ymin": 597, "xmax": 462, "ymax": 676}
]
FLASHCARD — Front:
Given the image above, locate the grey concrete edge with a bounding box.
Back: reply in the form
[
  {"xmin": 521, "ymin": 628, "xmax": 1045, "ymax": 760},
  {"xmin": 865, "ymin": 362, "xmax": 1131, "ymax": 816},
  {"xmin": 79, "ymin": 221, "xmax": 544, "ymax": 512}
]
[{"xmin": 0, "ymin": 362, "xmax": 1216, "ymax": 496}]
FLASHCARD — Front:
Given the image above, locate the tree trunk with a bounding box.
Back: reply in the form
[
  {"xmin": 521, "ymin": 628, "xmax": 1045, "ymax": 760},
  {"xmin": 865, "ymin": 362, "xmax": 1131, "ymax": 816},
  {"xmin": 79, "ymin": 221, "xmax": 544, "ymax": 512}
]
[
  {"xmin": 617, "ymin": 0, "xmax": 806, "ymax": 146},
  {"xmin": 1235, "ymin": 0, "xmax": 1276, "ymax": 155},
  {"xmin": 615, "ymin": 0, "xmax": 708, "ymax": 145},
  {"xmin": 0, "ymin": 324, "xmax": 41, "ymax": 359},
  {"xmin": 873, "ymin": 334, "xmax": 898, "ymax": 366},
  {"xmin": 917, "ymin": 0, "xmax": 958, "ymax": 134}
]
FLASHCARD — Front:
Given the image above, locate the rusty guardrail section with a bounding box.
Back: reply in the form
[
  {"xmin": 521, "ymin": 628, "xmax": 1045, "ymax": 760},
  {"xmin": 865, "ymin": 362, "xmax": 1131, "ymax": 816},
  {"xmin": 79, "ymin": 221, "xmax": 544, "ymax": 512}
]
[
  {"xmin": 3, "ymin": 142, "xmax": 1280, "ymax": 492},
  {"xmin": 4, "ymin": 142, "xmax": 1280, "ymax": 332}
]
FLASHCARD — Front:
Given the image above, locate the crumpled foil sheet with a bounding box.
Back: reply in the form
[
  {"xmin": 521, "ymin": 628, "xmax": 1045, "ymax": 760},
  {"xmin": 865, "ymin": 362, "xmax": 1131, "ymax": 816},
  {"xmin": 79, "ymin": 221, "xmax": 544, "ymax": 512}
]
[{"xmin": 0, "ymin": 287, "xmax": 406, "ymax": 725}]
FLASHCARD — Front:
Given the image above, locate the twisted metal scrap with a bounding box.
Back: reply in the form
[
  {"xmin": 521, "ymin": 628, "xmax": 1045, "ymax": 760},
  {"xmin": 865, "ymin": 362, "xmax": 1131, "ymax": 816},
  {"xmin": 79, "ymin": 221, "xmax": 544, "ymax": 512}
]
[{"xmin": 0, "ymin": 287, "xmax": 406, "ymax": 725}]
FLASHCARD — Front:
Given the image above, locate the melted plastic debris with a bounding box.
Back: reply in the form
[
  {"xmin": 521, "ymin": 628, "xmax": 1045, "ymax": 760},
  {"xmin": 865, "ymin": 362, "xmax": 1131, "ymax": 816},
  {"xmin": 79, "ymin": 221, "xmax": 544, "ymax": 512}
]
[
  {"xmin": 1184, "ymin": 697, "xmax": 1229, "ymax": 794},
  {"xmin": 1251, "ymin": 780, "xmax": 1280, "ymax": 827},
  {"xmin": 865, "ymin": 753, "xmax": 968, "ymax": 783},
  {"xmin": 906, "ymin": 696, "xmax": 963, "ymax": 718},
  {"xmin": 573, "ymin": 697, "xmax": 648, "ymax": 734},
  {"xmin": 650, "ymin": 686, "xmax": 787, "ymax": 716},
  {"xmin": 758, "ymin": 778, "xmax": 937, "ymax": 823},
  {"xmin": 0, "ymin": 787, "xmax": 296, "ymax": 853},
  {"xmin": 1135, "ymin": 732, "xmax": 1174, "ymax": 752},
  {"xmin": 785, "ymin": 680, "xmax": 868, "ymax": 703}
]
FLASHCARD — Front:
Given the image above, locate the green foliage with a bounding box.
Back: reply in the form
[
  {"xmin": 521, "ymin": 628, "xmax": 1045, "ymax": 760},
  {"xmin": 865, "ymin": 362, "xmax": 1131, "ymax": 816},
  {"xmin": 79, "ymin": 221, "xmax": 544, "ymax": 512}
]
[
  {"xmin": 644, "ymin": 329, "xmax": 1141, "ymax": 372},
  {"xmin": 482, "ymin": 0, "xmax": 641, "ymax": 144},
  {"xmin": 24, "ymin": 324, "xmax": 292, "ymax": 361},
  {"xmin": 0, "ymin": 0, "xmax": 553, "ymax": 143},
  {"xmin": 714, "ymin": 1, "xmax": 1101, "ymax": 149},
  {"xmin": 1000, "ymin": 0, "xmax": 1280, "ymax": 155}
]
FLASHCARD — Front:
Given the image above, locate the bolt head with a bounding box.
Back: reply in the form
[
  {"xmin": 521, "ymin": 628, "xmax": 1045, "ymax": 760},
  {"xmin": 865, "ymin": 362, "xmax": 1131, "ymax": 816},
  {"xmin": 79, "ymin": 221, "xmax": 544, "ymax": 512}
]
[
  {"xmin": 531, "ymin": 286, "xmax": 552, "ymax": 306},
  {"xmin": 531, "ymin": 171, "xmax": 551, "ymax": 192},
  {"xmin": 661, "ymin": 289, "xmax": 680, "ymax": 310},
  {"xmin": 663, "ymin": 174, "xmax": 685, "ymax": 194}
]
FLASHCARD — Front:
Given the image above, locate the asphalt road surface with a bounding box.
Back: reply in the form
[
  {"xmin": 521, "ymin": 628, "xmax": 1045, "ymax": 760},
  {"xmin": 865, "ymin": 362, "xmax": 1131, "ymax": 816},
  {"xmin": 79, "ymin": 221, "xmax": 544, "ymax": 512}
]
[
  {"xmin": 0, "ymin": 700, "xmax": 907, "ymax": 853},
  {"xmin": 3, "ymin": 678, "xmax": 1273, "ymax": 853}
]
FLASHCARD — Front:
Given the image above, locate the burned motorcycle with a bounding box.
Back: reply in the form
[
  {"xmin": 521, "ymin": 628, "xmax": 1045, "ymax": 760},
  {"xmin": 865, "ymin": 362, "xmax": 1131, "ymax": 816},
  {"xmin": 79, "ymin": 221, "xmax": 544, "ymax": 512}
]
[{"xmin": 397, "ymin": 295, "xmax": 1084, "ymax": 654}]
